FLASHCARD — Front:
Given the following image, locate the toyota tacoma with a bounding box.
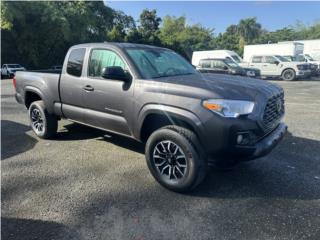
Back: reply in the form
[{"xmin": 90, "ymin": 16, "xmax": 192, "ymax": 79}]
[{"xmin": 14, "ymin": 43, "xmax": 287, "ymax": 192}]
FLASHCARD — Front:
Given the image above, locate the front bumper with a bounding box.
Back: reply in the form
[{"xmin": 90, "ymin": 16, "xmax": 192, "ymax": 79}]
[
  {"xmin": 296, "ymin": 70, "xmax": 311, "ymax": 77},
  {"xmin": 201, "ymin": 113, "xmax": 287, "ymax": 162},
  {"xmin": 237, "ymin": 122, "xmax": 287, "ymax": 160}
]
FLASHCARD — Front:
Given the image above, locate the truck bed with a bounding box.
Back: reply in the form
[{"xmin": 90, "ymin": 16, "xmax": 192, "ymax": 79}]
[{"xmin": 15, "ymin": 71, "xmax": 61, "ymax": 113}]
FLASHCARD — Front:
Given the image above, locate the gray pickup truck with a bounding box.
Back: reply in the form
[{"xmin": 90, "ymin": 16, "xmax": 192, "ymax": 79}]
[{"xmin": 14, "ymin": 43, "xmax": 287, "ymax": 192}]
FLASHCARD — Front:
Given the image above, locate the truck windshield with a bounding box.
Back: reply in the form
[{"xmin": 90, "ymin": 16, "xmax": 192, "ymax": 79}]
[
  {"xmin": 224, "ymin": 58, "xmax": 239, "ymax": 68},
  {"xmin": 126, "ymin": 48, "xmax": 197, "ymax": 79},
  {"xmin": 275, "ymin": 55, "xmax": 290, "ymax": 62},
  {"xmin": 305, "ymin": 54, "xmax": 315, "ymax": 61},
  {"xmin": 231, "ymin": 55, "xmax": 242, "ymax": 63}
]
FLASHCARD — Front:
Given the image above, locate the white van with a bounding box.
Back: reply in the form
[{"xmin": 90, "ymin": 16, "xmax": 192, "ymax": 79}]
[
  {"xmin": 279, "ymin": 39, "xmax": 320, "ymax": 61},
  {"xmin": 192, "ymin": 50, "xmax": 243, "ymax": 66},
  {"xmin": 243, "ymin": 42, "xmax": 304, "ymax": 62}
]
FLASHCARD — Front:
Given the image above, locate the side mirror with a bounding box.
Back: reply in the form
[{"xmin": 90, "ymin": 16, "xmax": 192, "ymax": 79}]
[
  {"xmin": 223, "ymin": 66, "xmax": 228, "ymax": 70},
  {"xmin": 101, "ymin": 66, "xmax": 131, "ymax": 81},
  {"xmin": 274, "ymin": 60, "xmax": 280, "ymax": 65}
]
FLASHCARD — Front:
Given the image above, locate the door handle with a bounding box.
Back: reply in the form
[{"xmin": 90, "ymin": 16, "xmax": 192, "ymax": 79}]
[{"xmin": 83, "ymin": 85, "xmax": 94, "ymax": 92}]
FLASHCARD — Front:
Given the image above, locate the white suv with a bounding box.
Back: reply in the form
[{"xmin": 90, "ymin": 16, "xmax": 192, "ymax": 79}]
[{"xmin": 247, "ymin": 55, "xmax": 311, "ymax": 81}]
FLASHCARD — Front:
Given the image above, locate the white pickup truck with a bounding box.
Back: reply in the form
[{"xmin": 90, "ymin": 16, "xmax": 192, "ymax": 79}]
[
  {"xmin": 245, "ymin": 55, "xmax": 311, "ymax": 81},
  {"xmin": 1, "ymin": 64, "xmax": 26, "ymax": 78}
]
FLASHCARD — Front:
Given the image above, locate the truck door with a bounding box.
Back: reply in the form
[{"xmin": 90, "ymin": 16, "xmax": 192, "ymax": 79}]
[
  {"xmin": 262, "ymin": 56, "xmax": 280, "ymax": 76},
  {"xmin": 59, "ymin": 48, "xmax": 86, "ymax": 123},
  {"xmin": 212, "ymin": 60, "xmax": 229, "ymax": 74},
  {"xmin": 82, "ymin": 48, "xmax": 134, "ymax": 136}
]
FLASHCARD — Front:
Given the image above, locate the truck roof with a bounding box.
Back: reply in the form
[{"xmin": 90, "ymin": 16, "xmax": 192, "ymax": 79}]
[{"xmin": 70, "ymin": 42, "xmax": 168, "ymax": 50}]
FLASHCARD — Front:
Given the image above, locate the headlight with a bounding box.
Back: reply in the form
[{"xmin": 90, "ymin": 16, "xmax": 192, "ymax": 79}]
[{"xmin": 203, "ymin": 99, "xmax": 255, "ymax": 118}]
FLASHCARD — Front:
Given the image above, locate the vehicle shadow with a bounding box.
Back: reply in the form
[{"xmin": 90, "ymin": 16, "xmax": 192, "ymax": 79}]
[
  {"xmin": 99, "ymin": 134, "xmax": 145, "ymax": 154},
  {"xmin": 1, "ymin": 120, "xmax": 37, "ymax": 160},
  {"xmin": 190, "ymin": 131, "xmax": 320, "ymax": 200},
  {"xmin": 55, "ymin": 123, "xmax": 320, "ymax": 200},
  {"xmin": 55, "ymin": 122, "xmax": 145, "ymax": 154},
  {"xmin": 1, "ymin": 217, "xmax": 81, "ymax": 240},
  {"xmin": 53, "ymin": 123, "xmax": 106, "ymax": 141}
]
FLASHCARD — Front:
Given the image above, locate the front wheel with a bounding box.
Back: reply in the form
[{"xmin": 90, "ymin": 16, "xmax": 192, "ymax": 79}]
[
  {"xmin": 145, "ymin": 126, "xmax": 207, "ymax": 192},
  {"xmin": 281, "ymin": 69, "xmax": 296, "ymax": 81},
  {"xmin": 29, "ymin": 100, "xmax": 58, "ymax": 139}
]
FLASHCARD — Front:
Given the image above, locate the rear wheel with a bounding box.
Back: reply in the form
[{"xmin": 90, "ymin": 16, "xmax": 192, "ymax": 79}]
[
  {"xmin": 145, "ymin": 126, "xmax": 207, "ymax": 192},
  {"xmin": 29, "ymin": 100, "xmax": 57, "ymax": 139},
  {"xmin": 281, "ymin": 69, "xmax": 296, "ymax": 81}
]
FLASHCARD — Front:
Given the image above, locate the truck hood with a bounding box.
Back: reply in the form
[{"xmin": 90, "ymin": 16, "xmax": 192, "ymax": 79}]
[
  {"xmin": 309, "ymin": 60, "xmax": 320, "ymax": 65},
  {"xmin": 282, "ymin": 61, "xmax": 308, "ymax": 67},
  {"xmin": 153, "ymin": 73, "xmax": 282, "ymax": 101}
]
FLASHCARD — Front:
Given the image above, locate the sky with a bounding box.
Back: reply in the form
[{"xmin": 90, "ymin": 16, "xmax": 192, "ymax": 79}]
[{"xmin": 107, "ymin": 1, "xmax": 320, "ymax": 34}]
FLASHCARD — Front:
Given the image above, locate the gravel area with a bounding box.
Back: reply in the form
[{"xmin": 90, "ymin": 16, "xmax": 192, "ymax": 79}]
[{"xmin": 1, "ymin": 78, "xmax": 320, "ymax": 240}]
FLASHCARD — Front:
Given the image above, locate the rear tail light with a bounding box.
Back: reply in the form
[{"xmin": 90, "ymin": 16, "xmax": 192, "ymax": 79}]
[{"xmin": 13, "ymin": 76, "xmax": 17, "ymax": 89}]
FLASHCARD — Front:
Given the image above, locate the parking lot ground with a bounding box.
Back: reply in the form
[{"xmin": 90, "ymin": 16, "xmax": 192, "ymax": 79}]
[{"xmin": 1, "ymin": 78, "xmax": 320, "ymax": 240}]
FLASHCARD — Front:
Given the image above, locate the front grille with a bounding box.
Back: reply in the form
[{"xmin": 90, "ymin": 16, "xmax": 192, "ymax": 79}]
[
  {"xmin": 262, "ymin": 92, "xmax": 285, "ymax": 131},
  {"xmin": 310, "ymin": 64, "xmax": 317, "ymax": 70}
]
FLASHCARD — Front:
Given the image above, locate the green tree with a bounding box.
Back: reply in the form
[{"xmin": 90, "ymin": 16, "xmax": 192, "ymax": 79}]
[
  {"xmin": 237, "ymin": 17, "xmax": 262, "ymax": 44},
  {"xmin": 137, "ymin": 9, "xmax": 161, "ymax": 44},
  {"xmin": 213, "ymin": 25, "xmax": 241, "ymax": 54},
  {"xmin": 159, "ymin": 16, "xmax": 215, "ymax": 59},
  {"xmin": 1, "ymin": 1, "xmax": 130, "ymax": 68}
]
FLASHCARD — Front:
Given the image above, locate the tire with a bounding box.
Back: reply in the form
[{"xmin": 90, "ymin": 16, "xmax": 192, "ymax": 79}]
[
  {"xmin": 281, "ymin": 69, "xmax": 296, "ymax": 81},
  {"xmin": 29, "ymin": 100, "xmax": 57, "ymax": 139},
  {"xmin": 145, "ymin": 126, "xmax": 207, "ymax": 192}
]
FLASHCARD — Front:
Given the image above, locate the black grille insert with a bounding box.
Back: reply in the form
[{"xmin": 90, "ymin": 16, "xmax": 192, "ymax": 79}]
[{"xmin": 263, "ymin": 92, "xmax": 285, "ymax": 131}]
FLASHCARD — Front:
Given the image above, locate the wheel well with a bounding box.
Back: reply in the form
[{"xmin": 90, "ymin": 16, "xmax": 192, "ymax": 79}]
[
  {"xmin": 281, "ymin": 68, "xmax": 296, "ymax": 76},
  {"xmin": 25, "ymin": 91, "xmax": 42, "ymax": 109},
  {"xmin": 140, "ymin": 113, "xmax": 197, "ymax": 143}
]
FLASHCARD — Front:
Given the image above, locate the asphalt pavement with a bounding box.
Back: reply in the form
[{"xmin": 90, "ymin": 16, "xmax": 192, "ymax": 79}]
[{"xmin": 1, "ymin": 78, "xmax": 320, "ymax": 240}]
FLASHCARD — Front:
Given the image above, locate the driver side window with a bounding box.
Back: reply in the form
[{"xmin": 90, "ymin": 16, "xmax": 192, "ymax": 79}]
[{"xmin": 88, "ymin": 49, "xmax": 127, "ymax": 77}]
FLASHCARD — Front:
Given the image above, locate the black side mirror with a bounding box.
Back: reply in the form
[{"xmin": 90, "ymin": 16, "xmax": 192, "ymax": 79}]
[
  {"xmin": 274, "ymin": 60, "xmax": 280, "ymax": 65},
  {"xmin": 101, "ymin": 66, "xmax": 131, "ymax": 81},
  {"xmin": 223, "ymin": 66, "xmax": 228, "ymax": 70}
]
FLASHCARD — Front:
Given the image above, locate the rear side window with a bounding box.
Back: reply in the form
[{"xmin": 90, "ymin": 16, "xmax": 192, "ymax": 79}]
[
  {"xmin": 252, "ymin": 56, "xmax": 262, "ymax": 63},
  {"xmin": 67, "ymin": 48, "xmax": 86, "ymax": 77},
  {"xmin": 88, "ymin": 49, "xmax": 127, "ymax": 77}
]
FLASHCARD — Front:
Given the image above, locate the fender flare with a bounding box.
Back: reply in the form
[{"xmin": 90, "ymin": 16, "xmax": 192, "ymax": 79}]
[
  {"xmin": 24, "ymin": 86, "xmax": 44, "ymax": 101},
  {"xmin": 136, "ymin": 104, "xmax": 205, "ymax": 141},
  {"xmin": 23, "ymin": 86, "xmax": 54, "ymax": 113}
]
